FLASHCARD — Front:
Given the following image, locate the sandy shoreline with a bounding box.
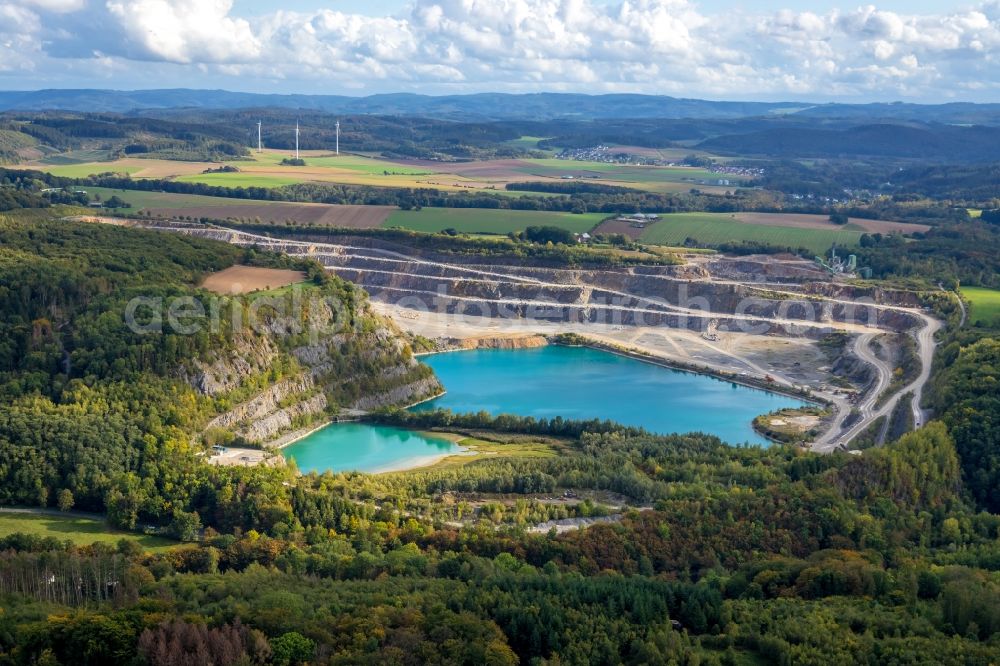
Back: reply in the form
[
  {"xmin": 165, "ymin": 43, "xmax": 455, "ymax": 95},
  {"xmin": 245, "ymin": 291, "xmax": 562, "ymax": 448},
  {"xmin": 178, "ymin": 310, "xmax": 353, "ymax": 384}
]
[{"xmin": 365, "ymin": 444, "xmax": 474, "ymax": 474}]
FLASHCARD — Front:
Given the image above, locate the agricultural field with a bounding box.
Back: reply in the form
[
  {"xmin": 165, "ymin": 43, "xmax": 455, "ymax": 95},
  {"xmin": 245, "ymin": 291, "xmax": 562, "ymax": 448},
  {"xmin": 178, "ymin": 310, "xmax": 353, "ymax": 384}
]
[
  {"xmin": 15, "ymin": 149, "xmax": 745, "ymax": 195},
  {"xmin": 84, "ymin": 186, "xmax": 395, "ymax": 227},
  {"xmin": 249, "ymin": 150, "xmax": 435, "ymax": 175},
  {"xmin": 511, "ymin": 158, "xmax": 737, "ymax": 193},
  {"xmin": 640, "ymin": 212, "xmax": 866, "ymax": 254},
  {"xmin": 34, "ymin": 162, "xmax": 145, "ymax": 178},
  {"xmin": 18, "ymin": 151, "xmax": 482, "ymax": 191},
  {"xmin": 383, "ymin": 207, "xmax": 607, "ymax": 235},
  {"xmin": 0, "ymin": 510, "xmax": 177, "ymax": 552},
  {"xmin": 201, "ymin": 266, "xmax": 306, "ymax": 295},
  {"xmin": 175, "ymin": 172, "xmax": 307, "ymax": 188},
  {"xmin": 731, "ymin": 212, "xmax": 930, "ymax": 234},
  {"xmin": 962, "ymin": 286, "xmax": 1000, "ymax": 327},
  {"xmin": 84, "ymin": 186, "xmax": 272, "ymax": 209}
]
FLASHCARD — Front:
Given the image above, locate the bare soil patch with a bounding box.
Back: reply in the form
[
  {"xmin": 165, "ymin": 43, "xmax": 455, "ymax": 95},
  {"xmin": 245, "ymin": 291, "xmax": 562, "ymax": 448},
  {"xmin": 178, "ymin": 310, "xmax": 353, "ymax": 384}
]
[
  {"xmin": 733, "ymin": 212, "xmax": 930, "ymax": 234},
  {"xmin": 147, "ymin": 203, "xmax": 393, "ymax": 228},
  {"xmin": 201, "ymin": 266, "xmax": 306, "ymax": 294},
  {"xmin": 591, "ymin": 217, "xmax": 647, "ymax": 240}
]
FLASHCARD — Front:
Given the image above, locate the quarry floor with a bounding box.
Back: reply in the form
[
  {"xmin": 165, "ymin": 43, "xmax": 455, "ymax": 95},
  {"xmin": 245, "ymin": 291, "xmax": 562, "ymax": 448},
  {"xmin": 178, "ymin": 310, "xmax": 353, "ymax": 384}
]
[{"xmin": 371, "ymin": 302, "xmax": 839, "ymax": 394}]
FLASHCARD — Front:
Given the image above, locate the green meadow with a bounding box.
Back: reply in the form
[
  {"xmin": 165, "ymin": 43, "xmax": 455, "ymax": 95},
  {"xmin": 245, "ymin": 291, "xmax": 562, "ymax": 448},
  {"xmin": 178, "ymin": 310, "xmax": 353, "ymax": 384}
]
[
  {"xmin": 176, "ymin": 172, "xmax": 306, "ymax": 188},
  {"xmin": 0, "ymin": 511, "xmax": 178, "ymax": 553},
  {"xmin": 962, "ymin": 286, "xmax": 1000, "ymax": 327},
  {"xmin": 640, "ymin": 212, "xmax": 865, "ymax": 255},
  {"xmin": 244, "ymin": 150, "xmax": 434, "ymax": 174},
  {"xmin": 83, "ymin": 186, "xmax": 286, "ymax": 209},
  {"xmin": 35, "ymin": 163, "xmax": 143, "ymax": 178}
]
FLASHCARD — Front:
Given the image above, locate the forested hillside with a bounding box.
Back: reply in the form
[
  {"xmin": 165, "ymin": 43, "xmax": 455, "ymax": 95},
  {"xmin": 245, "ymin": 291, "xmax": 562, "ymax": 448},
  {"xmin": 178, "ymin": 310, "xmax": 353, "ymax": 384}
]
[
  {"xmin": 1, "ymin": 208, "xmax": 1000, "ymax": 664},
  {"xmin": 0, "ymin": 115, "xmax": 250, "ymax": 163},
  {"xmin": 698, "ymin": 123, "xmax": 1000, "ymax": 162},
  {"xmin": 0, "ymin": 210, "xmax": 437, "ymax": 530},
  {"xmin": 4, "ymin": 410, "xmax": 1000, "ymax": 663}
]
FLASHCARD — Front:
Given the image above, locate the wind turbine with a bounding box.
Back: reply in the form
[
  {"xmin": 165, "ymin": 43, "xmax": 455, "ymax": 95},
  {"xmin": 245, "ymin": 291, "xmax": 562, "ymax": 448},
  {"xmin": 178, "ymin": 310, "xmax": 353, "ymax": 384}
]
[
  {"xmin": 335, "ymin": 120, "xmax": 340, "ymax": 156},
  {"xmin": 294, "ymin": 120, "xmax": 300, "ymax": 159}
]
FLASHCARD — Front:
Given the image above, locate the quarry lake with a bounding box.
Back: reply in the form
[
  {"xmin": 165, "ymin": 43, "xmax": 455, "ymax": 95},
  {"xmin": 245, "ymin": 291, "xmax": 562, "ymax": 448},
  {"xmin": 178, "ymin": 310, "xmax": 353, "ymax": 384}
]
[
  {"xmin": 281, "ymin": 423, "xmax": 461, "ymax": 474},
  {"xmin": 414, "ymin": 346, "xmax": 807, "ymax": 446},
  {"xmin": 285, "ymin": 346, "xmax": 809, "ymax": 474}
]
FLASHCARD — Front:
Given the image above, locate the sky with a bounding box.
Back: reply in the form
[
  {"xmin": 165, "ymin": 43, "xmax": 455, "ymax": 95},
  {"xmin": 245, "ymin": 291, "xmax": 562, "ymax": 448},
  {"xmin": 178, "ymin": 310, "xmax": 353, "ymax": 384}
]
[{"xmin": 1, "ymin": 0, "xmax": 997, "ymax": 102}]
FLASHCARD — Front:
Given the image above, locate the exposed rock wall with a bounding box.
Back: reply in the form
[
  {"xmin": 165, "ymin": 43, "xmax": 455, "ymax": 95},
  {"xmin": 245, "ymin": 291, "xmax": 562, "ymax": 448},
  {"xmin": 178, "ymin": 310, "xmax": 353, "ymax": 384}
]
[
  {"xmin": 350, "ymin": 377, "xmax": 442, "ymax": 411},
  {"xmin": 182, "ymin": 332, "xmax": 278, "ymax": 397},
  {"xmin": 455, "ymin": 334, "xmax": 548, "ymax": 350},
  {"xmin": 242, "ymin": 394, "xmax": 329, "ymax": 443},
  {"xmin": 188, "ymin": 281, "xmax": 441, "ymax": 445},
  {"xmin": 205, "ymin": 376, "xmax": 317, "ymax": 431}
]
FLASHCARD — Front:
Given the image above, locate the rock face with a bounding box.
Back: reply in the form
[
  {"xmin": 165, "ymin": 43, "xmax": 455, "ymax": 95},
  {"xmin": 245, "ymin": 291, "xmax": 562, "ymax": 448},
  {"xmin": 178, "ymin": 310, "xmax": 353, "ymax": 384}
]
[
  {"xmin": 183, "ymin": 333, "xmax": 277, "ymax": 397},
  {"xmin": 349, "ymin": 377, "xmax": 443, "ymax": 411},
  {"xmin": 315, "ymin": 251, "xmax": 918, "ymax": 335},
  {"xmin": 188, "ymin": 284, "xmax": 442, "ymax": 446},
  {"xmin": 205, "ymin": 376, "xmax": 318, "ymax": 432},
  {"xmin": 242, "ymin": 394, "xmax": 329, "ymax": 443},
  {"xmin": 454, "ymin": 334, "xmax": 548, "ymax": 350}
]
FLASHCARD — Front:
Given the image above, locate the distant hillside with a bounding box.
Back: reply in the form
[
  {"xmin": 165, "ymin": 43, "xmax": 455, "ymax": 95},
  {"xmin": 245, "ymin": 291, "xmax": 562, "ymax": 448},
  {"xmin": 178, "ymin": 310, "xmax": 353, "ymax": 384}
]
[
  {"xmin": 0, "ymin": 89, "xmax": 791, "ymax": 119},
  {"xmin": 793, "ymin": 101, "xmax": 1000, "ymax": 125},
  {"xmin": 3, "ymin": 89, "xmax": 1000, "ymax": 123},
  {"xmin": 0, "ymin": 113, "xmax": 252, "ymax": 163},
  {"xmin": 697, "ymin": 123, "xmax": 1000, "ymax": 163}
]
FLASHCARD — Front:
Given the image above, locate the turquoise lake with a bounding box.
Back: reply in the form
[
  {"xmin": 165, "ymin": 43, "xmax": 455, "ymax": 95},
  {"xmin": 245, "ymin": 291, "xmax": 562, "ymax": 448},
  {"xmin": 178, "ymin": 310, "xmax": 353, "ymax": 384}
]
[
  {"xmin": 284, "ymin": 345, "xmax": 808, "ymax": 473},
  {"xmin": 282, "ymin": 423, "xmax": 460, "ymax": 474},
  {"xmin": 414, "ymin": 346, "xmax": 807, "ymax": 446}
]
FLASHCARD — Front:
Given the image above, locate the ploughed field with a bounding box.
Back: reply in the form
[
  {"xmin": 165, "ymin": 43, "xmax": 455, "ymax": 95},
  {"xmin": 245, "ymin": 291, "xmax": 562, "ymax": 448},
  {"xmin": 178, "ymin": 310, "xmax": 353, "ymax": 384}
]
[{"xmin": 200, "ymin": 266, "xmax": 306, "ymax": 294}]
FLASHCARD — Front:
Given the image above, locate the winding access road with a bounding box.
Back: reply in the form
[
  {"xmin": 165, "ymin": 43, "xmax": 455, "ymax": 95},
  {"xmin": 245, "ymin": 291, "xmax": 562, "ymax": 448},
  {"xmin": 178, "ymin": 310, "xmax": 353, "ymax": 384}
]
[{"xmin": 101, "ymin": 219, "xmax": 941, "ymax": 452}]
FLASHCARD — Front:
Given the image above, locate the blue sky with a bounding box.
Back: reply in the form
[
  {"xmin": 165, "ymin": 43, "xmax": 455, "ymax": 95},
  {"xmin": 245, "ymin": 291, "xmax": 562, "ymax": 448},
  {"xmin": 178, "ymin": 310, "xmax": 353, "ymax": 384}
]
[
  {"xmin": 1, "ymin": 0, "xmax": 997, "ymax": 101},
  {"xmin": 232, "ymin": 1, "xmax": 968, "ymax": 14}
]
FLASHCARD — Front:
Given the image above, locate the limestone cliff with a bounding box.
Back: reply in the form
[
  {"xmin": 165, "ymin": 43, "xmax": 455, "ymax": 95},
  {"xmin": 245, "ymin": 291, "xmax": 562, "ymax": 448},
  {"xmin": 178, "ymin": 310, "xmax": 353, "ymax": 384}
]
[
  {"xmin": 454, "ymin": 334, "xmax": 549, "ymax": 350},
  {"xmin": 189, "ymin": 280, "xmax": 442, "ymax": 446}
]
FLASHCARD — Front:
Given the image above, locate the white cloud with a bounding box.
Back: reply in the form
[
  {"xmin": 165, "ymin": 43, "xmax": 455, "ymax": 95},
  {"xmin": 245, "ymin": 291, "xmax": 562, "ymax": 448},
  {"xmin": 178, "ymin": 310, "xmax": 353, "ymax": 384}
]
[
  {"xmin": 0, "ymin": 4, "xmax": 42, "ymax": 72},
  {"xmin": 105, "ymin": 0, "xmax": 260, "ymax": 63},
  {"xmin": 16, "ymin": 0, "xmax": 85, "ymax": 12},
  {"xmin": 1, "ymin": 0, "xmax": 999, "ymax": 100}
]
